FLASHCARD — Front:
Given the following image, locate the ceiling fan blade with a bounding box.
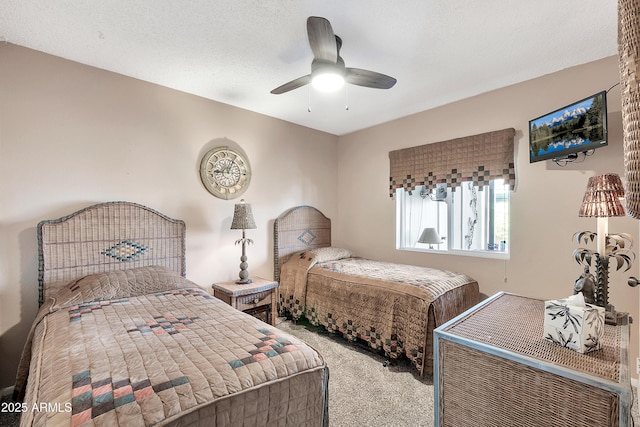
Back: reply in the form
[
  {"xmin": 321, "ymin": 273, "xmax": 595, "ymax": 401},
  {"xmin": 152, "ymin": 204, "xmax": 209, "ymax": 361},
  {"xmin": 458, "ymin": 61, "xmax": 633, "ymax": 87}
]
[
  {"xmin": 270, "ymin": 75, "xmax": 311, "ymax": 94},
  {"xmin": 346, "ymin": 68, "xmax": 397, "ymax": 89},
  {"xmin": 307, "ymin": 16, "xmax": 337, "ymax": 63}
]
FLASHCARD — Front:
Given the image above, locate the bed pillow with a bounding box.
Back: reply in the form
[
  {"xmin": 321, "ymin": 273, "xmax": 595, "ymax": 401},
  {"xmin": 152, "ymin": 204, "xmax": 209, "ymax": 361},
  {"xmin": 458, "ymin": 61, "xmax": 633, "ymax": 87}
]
[
  {"xmin": 50, "ymin": 265, "xmax": 197, "ymax": 309},
  {"xmin": 310, "ymin": 247, "xmax": 353, "ymax": 263}
]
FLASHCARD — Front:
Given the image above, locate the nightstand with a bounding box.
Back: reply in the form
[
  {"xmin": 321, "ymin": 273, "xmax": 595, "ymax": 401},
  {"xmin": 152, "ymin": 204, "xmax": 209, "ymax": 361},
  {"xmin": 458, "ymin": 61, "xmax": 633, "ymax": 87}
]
[
  {"xmin": 211, "ymin": 277, "xmax": 279, "ymax": 326},
  {"xmin": 434, "ymin": 292, "xmax": 631, "ymax": 426}
]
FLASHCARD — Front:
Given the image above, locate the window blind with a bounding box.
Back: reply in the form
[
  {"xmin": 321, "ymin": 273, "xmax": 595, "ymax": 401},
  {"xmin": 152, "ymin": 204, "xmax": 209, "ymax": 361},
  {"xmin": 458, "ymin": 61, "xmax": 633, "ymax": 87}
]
[{"xmin": 388, "ymin": 128, "xmax": 516, "ymax": 198}]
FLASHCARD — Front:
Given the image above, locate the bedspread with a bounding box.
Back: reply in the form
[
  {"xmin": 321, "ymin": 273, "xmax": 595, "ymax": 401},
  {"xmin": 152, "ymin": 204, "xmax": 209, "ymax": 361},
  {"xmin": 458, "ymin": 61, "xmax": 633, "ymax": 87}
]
[
  {"xmin": 279, "ymin": 252, "xmax": 478, "ymax": 375},
  {"xmin": 18, "ymin": 282, "xmax": 328, "ymax": 426}
]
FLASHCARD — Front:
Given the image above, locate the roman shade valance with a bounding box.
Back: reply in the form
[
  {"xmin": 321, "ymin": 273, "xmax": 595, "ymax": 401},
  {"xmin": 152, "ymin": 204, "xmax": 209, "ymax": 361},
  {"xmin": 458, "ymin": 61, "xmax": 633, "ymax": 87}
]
[{"xmin": 388, "ymin": 128, "xmax": 516, "ymax": 198}]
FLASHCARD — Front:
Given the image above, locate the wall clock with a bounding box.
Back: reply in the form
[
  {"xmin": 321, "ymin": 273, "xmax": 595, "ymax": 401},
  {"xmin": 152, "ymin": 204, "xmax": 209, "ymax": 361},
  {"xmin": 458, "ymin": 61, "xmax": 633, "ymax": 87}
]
[{"xmin": 200, "ymin": 146, "xmax": 251, "ymax": 199}]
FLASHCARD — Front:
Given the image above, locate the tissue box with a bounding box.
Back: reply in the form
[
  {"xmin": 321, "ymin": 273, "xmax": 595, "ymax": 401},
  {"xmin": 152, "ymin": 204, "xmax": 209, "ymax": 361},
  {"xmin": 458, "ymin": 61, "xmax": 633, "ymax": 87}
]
[{"xmin": 543, "ymin": 298, "xmax": 605, "ymax": 353}]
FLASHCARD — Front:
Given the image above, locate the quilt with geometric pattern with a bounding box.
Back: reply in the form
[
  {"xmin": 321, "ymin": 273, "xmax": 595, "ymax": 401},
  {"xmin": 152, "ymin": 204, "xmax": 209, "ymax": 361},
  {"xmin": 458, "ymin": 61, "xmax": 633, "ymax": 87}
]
[
  {"xmin": 16, "ymin": 266, "xmax": 328, "ymax": 426},
  {"xmin": 278, "ymin": 250, "xmax": 479, "ymax": 376}
]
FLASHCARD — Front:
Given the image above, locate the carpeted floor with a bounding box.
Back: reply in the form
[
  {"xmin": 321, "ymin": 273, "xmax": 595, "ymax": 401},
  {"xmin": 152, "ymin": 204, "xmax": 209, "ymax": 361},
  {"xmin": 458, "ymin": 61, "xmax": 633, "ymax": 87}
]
[
  {"xmin": 0, "ymin": 388, "xmax": 19, "ymax": 427},
  {"xmin": 2, "ymin": 318, "xmax": 637, "ymax": 427},
  {"xmin": 276, "ymin": 318, "xmax": 435, "ymax": 427}
]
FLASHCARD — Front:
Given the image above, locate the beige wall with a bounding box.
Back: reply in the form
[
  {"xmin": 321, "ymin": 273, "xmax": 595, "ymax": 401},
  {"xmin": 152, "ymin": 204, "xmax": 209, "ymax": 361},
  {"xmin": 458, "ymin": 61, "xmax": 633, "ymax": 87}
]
[
  {"xmin": 336, "ymin": 55, "xmax": 640, "ymax": 376},
  {"xmin": 2, "ymin": 43, "xmax": 638, "ymax": 389},
  {"xmin": 0, "ymin": 44, "xmax": 339, "ymax": 387}
]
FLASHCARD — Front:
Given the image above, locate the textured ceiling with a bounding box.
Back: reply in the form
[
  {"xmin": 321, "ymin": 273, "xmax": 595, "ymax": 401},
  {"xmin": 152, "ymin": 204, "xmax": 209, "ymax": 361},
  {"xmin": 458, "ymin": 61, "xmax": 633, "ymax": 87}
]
[{"xmin": 0, "ymin": 1, "xmax": 619, "ymax": 136}]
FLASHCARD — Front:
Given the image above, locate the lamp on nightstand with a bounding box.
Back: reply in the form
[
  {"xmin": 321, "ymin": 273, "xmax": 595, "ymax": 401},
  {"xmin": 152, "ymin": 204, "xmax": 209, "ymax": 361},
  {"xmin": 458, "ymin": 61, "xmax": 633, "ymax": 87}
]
[
  {"xmin": 231, "ymin": 199, "xmax": 257, "ymax": 284},
  {"xmin": 418, "ymin": 227, "xmax": 442, "ymax": 249},
  {"xmin": 574, "ymin": 173, "xmax": 633, "ymax": 324}
]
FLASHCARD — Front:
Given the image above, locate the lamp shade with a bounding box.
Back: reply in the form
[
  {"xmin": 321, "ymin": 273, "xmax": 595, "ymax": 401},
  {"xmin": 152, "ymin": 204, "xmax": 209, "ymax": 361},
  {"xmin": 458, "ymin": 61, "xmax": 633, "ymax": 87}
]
[
  {"xmin": 231, "ymin": 199, "xmax": 257, "ymax": 229},
  {"xmin": 418, "ymin": 228, "xmax": 441, "ymax": 245},
  {"xmin": 578, "ymin": 173, "xmax": 626, "ymax": 218}
]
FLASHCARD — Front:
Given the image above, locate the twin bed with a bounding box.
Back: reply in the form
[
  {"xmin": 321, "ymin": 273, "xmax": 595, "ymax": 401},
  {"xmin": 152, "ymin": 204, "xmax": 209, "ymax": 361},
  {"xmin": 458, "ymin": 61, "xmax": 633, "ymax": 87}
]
[
  {"xmin": 15, "ymin": 202, "xmax": 328, "ymax": 426},
  {"xmin": 15, "ymin": 202, "xmax": 479, "ymax": 425},
  {"xmin": 273, "ymin": 206, "xmax": 480, "ymax": 376}
]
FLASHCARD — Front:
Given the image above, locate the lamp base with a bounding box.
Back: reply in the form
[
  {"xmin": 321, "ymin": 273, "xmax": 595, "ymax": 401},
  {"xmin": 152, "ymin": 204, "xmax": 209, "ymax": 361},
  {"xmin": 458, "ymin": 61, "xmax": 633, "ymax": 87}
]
[
  {"xmin": 605, "ymin": 305, "xmax": 629, "ymax": 326},
  {"xmin": 237, "ymin": 250, "xmax": 251, "ymax": 285}
]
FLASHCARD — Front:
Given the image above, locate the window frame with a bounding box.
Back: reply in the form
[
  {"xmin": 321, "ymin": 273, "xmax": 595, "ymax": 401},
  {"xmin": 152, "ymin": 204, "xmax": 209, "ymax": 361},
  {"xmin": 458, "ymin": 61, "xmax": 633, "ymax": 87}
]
[{"xmin": 395, "ymin": 181, "xmax": 511, "ymax": 260}]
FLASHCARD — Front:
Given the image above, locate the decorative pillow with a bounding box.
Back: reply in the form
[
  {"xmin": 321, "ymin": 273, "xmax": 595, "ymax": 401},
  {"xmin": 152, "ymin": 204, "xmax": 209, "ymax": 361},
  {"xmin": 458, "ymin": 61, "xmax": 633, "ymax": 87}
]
[
  {"xmin": 50, "ymin": 265, "xmax": 197, "ymax": 309},
  {"xmin": 310, "ymin": 247, "xmax": 353, "ymax": 263}
]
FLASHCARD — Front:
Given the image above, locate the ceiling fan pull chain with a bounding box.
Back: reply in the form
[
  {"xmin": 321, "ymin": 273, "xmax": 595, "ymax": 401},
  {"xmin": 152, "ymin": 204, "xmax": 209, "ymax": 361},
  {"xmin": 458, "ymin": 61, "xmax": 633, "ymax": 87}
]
[
  {"xmin": 308, "ymin": 86, "xmax": 312, "ymax": 112},
  {"xmin": 345, "ymin": 85, "xmax": 349, "ymax": 111}
]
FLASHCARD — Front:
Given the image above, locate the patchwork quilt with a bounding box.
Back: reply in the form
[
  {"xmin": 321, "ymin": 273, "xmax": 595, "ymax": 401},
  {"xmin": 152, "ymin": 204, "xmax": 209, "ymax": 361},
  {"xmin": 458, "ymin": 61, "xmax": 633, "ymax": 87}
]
[
  {"xmin": 279, "ymin": 249, "xmax": 479, "ymax": 376},
  {"xmin": 16, "ymin": 266, "xmax": 328, "ymax": 426}
]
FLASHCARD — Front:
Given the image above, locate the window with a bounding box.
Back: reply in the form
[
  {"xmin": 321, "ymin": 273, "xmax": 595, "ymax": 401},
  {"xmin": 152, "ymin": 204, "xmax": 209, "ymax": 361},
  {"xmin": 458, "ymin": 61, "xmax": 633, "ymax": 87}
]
[
  {"xmin": 389, "ymin": 128, "xmax": 516, "ymax": 258},
  {"xmin": 397, "ymin": 179, "xmax": 510, "ymax": 258}
]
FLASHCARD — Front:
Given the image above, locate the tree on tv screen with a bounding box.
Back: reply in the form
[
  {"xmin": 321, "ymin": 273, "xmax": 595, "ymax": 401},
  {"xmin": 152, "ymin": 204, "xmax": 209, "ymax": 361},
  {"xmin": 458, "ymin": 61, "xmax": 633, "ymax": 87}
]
[{"xmin": 530, "ymin": 94, "xmax": 605, "ymax": 157}]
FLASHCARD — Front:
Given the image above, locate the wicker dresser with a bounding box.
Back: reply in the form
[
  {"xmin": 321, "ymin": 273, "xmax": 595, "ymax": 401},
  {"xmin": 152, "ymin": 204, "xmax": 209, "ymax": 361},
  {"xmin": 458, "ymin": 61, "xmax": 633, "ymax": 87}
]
[{"xmin": 434, "ymin": 292, "xmax": 631, "ymax": 427}]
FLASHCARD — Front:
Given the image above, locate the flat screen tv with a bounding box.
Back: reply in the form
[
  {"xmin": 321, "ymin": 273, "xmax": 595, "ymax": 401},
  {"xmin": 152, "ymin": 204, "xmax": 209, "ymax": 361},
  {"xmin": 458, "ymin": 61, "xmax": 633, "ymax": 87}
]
[{"xmin": 529, "ymin": 91, "xmax": 608, "ymax": 163}]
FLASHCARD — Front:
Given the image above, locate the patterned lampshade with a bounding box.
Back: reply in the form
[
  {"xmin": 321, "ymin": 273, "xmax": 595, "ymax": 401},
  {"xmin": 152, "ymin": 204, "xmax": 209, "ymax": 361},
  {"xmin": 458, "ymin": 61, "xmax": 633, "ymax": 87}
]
[
  {"xmin": 231, "ymin": 199, "xmax": 257, "ymax": 230},
  {"xmin": 578, "ymin": 173, "xmax": 626, "ymax": 218}
]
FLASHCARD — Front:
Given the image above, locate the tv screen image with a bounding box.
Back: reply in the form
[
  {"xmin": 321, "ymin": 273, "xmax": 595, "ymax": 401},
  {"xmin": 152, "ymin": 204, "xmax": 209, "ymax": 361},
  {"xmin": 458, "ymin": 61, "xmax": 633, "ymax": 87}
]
[{"xmin": 529, "ymin": 91, "xmax": 607, "ymax": 163}]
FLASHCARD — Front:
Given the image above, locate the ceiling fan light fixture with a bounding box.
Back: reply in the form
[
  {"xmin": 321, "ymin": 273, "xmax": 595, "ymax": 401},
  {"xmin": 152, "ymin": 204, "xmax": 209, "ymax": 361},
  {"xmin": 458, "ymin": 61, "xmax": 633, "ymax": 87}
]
[
  {"xmin": 311, "ymin": 70, "xmax": 345, "ymax": 92},
  {"xmin": 270, "ymin": 17, "xmax": 396, "ymax": 95}
]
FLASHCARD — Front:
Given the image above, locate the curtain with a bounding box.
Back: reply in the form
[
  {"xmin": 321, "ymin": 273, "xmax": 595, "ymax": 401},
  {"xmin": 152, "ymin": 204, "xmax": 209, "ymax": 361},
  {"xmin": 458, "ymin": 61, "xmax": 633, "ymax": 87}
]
[
  {"xmin": 619, "ymin": 0, "xmax": 640, "ymax": 218},
  {"xmin": 388, "ymin": 128, "xmax": 516, "ymax": 198}
]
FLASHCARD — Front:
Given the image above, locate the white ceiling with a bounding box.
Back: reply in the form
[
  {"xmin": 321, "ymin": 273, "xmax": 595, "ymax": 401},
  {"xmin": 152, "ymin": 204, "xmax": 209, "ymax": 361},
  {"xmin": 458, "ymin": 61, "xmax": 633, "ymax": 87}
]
[{"xmin": 0, "ymin": 1, "xmax": 618, "ymax": 136}]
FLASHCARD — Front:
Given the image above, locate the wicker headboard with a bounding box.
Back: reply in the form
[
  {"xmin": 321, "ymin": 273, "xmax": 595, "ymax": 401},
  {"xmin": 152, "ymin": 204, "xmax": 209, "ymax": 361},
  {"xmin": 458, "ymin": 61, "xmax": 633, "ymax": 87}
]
[
  {"xmin": 37, "ymin": 201, "xmax": 186, "ymax": 306},
  {"xmin": 273, "ymin": 206, "xmax": 331, "ymax": 282}
]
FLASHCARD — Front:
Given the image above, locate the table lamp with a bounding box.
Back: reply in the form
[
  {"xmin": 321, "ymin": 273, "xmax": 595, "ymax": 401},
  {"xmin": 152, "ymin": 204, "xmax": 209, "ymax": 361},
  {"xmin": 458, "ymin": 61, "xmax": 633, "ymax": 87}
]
[
  {"xmin": 578, "ymin": 173, "xmax": 626, "ymax": 322},
  {"xmin": 418, "ymin": 228, "xmax": 441, "ymax": 249},
  {"xmin": 231, "ymin": 199, "xmax": 257, "ymax": 284}
]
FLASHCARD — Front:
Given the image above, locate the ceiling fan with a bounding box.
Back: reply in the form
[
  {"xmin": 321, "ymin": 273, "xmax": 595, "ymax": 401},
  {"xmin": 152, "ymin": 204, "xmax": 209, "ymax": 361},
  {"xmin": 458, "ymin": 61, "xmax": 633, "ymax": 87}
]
[{"xmin": 271, "ymin": 16, "xmax": 397, "ymax": 95}]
